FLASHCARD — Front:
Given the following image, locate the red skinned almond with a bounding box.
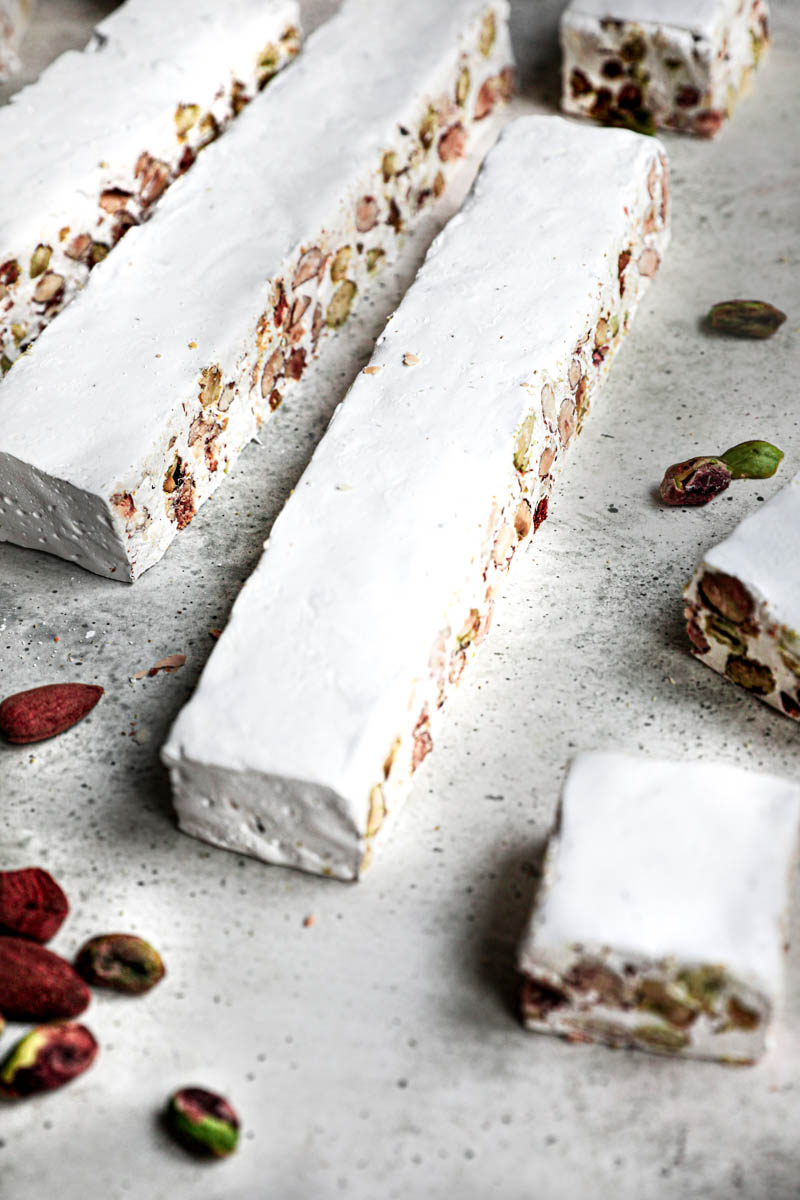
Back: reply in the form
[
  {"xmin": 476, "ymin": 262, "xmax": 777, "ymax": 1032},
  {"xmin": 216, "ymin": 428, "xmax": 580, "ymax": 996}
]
[
  {"xmin": 0, "ymin": 937, "xmax": 90, "ymax": 1021},
  {"xmin": 0, "ymin": 683, "xmax": 103, "ymax": 744},
  {"xmin": 0, "ymin": 867, "xmax": 69, "ymax": 942}
]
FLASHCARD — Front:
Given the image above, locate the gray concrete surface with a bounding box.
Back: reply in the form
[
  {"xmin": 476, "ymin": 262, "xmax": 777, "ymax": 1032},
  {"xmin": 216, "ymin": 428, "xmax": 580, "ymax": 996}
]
[{"xmin": 1, "ymin": 1, "xmax": 799, "ymax": 1197}]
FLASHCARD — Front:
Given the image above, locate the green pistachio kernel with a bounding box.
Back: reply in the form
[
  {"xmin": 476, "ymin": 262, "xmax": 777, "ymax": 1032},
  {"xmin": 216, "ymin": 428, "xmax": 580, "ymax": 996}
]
[
  {"xmin": 30, "ymin": 244, "xmax": 52, "ymax": 278},
  {"xmin": 725, "ymin": 654, "xmax": 776, "ymax": 695},
  {"xmin": 325, "ymin": 281, "xmax": 357, "ymax": 329},
  {"xmin": 720, "ymin": 439, "xmax": 783, "ymax": 480},
  {"xmin": 632, "ymin": 1024, "xmax": 690, "ymax": 1053},
  {"xmin": 366, "ymin": 248, "xmax": 385, "ymax": 275},
  {"xmin": 166, "ymin": 1087, "xmax": 240, "ymax": 1158}
]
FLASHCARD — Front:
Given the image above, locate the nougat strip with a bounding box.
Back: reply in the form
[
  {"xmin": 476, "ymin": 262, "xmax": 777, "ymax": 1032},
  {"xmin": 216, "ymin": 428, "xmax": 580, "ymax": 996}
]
[
  {"xmin": 162, "ymin": 116, "xmax": 670, "ymax": 880},
  {"xmin": 0, "ymin": 0, "xmax": 301, "ymax": 370},
  {"xmin": 684, "ymin": 474, "xmax": 800, "ymax": 720},
  {"xmin": 561, "ymin": 0, "xmax": 769, "ymax": 138},
  {"xmin": 0, "ymin": 0, "xmax": 514, "ymax": 580}
]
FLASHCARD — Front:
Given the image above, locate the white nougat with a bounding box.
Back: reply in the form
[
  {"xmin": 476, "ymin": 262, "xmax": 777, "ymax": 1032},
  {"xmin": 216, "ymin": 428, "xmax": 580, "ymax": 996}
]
[
  {"xmin": 0, "ymin": 0, "xmax": 513, "ymax": 581},
  {"xmin": 163, "ymin": 116, "xmax": 670, "ymax": 880}
]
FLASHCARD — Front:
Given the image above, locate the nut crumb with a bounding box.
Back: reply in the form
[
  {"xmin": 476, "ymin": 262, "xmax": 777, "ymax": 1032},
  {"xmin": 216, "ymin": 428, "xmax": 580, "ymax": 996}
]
[
  {"xmin": 303, "ymin": 914, "xmax": 316, "ymax": 928},
  {"xmin": 403, "ymin": 352, "xmax": 420, "ymax": 366},
  {"xmin": 363, "ymin": 366, "xmax": 381, "ymax": 376}
]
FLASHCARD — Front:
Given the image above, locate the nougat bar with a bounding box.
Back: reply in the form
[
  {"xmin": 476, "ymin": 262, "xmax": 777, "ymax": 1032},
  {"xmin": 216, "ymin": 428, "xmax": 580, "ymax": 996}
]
[
  {"xmin": 0, "ymin": 0, "xmax": 301, "ymax": 370},
  {"xmin": 0, "ymin": 0, "xmax": 34, "ymax": 79},
  {"xmin": 684, "ymin": 474, "xmax": 800, "ymax": 719},
  {"xmin": 561, "ymin": 0, "xmax": 769, "ymax": 137},
  {"xmin": 0, "ymin": 0, "xmax": 513, "ymax": 580},
  {"xmin": 162, "ymin": 116, "xmax": 670, "ymax": 880},
  {"xmin": 519, "ymin": 752, "xmax": 799, "ymax": 1063}
]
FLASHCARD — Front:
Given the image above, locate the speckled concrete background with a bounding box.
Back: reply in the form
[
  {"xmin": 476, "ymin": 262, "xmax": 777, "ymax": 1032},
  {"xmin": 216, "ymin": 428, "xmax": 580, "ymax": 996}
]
[{"xmin": 1, "ymin": 2, "xmax": 799, "ymax": 1197}]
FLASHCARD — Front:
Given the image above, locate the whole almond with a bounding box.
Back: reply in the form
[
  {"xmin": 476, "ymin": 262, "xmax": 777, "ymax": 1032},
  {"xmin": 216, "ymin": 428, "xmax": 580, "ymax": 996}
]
[
  {"xmin": 0, "ymin": 867, "xmax": 69, "ymax": 942},
  {"xmin": 0, "ymin": 937, "xmax": 90, "ymax": 1021},
  {"xmin": 0, "ymin": 682, "xmax": 103, "ymax": 744}
]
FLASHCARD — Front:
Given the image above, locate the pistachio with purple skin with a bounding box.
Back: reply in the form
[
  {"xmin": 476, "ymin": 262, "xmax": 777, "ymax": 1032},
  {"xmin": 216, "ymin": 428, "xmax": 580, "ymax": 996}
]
[
  {"xmin": 707, "ymin": 300, "xmax": 786, "ymax": 339},
  {"xmin": 0, "ymin": 1023, "xmax": 98, "ymax": 1098},
  {"xmin": 659, "ymin": 457, "xmax": 732, "ymax": 506},
  {"xmin": 166, "ymin": 1086, "xmax": 240, "ymax": 1157},
  {"xmin": 75, "ymin": 933, "xmax": 165, "ymax": 995},
  {"xmin": 720, "ymin": 440, "xmax": 783, "ymax": 480}
]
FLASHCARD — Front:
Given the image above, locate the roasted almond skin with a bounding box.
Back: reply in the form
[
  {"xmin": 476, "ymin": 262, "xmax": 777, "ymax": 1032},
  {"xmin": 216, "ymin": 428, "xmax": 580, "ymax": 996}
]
[
  {"xmin": 0, "ymin": 937, "xmax": 90, "ymax": 1021},
  {"xmin": 0, "ymin": 867, "xmax": 69, "ymax": 942},
  {"xmin": 0, "ymin": 683, "xmax": 103, "ymax": 744}
]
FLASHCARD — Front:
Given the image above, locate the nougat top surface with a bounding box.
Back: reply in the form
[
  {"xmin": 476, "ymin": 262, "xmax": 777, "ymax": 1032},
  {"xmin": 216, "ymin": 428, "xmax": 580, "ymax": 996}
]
[
  {"xmin": 521, "ymin": 752, "xmax": 799, "ymax": 997},
  {"xmin": 0, "ymin": 0, "xmax": 506, "ymax": 491},
  {"xmin": 166, "ymin": 117, "xmax": 665, "ymax": 801},
  {"xmin": 703, "ymin": 474, "xmax": 800, "ymax": 633},
  {"xmin": 0, "ymin": 0, "xmax": 299, "ymax": 236},
  {"xmin": 563, "ymin": 0, "xmax": 741, "ymax": 39}
]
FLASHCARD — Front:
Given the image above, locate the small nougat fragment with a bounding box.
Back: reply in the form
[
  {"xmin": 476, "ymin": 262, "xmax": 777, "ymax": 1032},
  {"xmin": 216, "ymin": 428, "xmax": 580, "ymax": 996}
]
[
  {"xmin": 519, "ymin": 752, "xmax": 799, "ymax": 1063},
  {"xmin": 561, "ymin": 0, "xmax": 769, "ymax": 138},
  {"xmin": 684, "ymin": 473, "xmax": 800, "ymax": 720}
]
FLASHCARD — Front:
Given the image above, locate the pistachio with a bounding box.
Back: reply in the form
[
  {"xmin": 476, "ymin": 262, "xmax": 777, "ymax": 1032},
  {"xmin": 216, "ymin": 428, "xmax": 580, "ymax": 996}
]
[
  {"xmin": 636, "ymin": 979, "xmax": 697, "ymax": 1029},
  {"xmin": 637, "ymin": 247, "xmax": 660, "ymax": 278},
  {"xmin": 539, "ymin": 446, "xmax": 555, "ymax": 478},
  {"xmin": 521, "ymin": 976, "xmax": 568, "ymax": 1020},
  {"xmin": 438, "ymin": 122, "xmax": 467, "ymax": 162},
  {"xmin": 366, "ymin": 247, "xmax": 385, "ymax": 275},
  {"xmin": 326, "ymin": 281, "xmax": 357, "ymax": 329},
  {"xmin": 366, "ymin": 784, "xmax": 385, "ymax": 838},
  {"xmin": 568, "ymin": 359, "xmax": 581, "ymax": 390},
  {"xmin": 457, "ymin": 608, "xmax": 481, "ymax": 648},
  {"xmin": 381, "ymin": 150, "xmax": 398, "ymax": 182},
  {"xmin": 163, "ymin": 455, "xmax": 184, "ymax": 494},
  {"xmin": 514, "ymin": 499, "xmax": 532, "ymax": 539},
  {"xmin": 432, "ymin": 170, "xmax": 446, "ymax": 198},
  {"xmin": 698, "ymin": 570, "xmax": 754, "ymax": 625},
  {"xmin": 720, "ymin": 439, "xmax": 783, "ymax": 480},
  {"xmin": 99, "ymin": 188, "xmax": 132, "ymax": 214},
  {"xmin": 455, "ymin": 65, "xmax": 471, "ymax": 106},
  {"xmin": 479, "ymin": 9, "xmax": 496, "ymax": 56},
  {"xmin": 260, "ymin": 349, "xmax": 285, "ymax": 400},
  {"xmin": 676, "ymin": 966, "xmax": 726, "ymax": 1013},
  {"xmin": 513, "ymin": 410, "xmax": 536, "ymax": 471},
  {"xmin": 90, "ymin": 242, "xmax": 109, "ymax": 267},
  {"xmin": 419, "ymin": 107, "xmax": 438, "ymax": 150},
  {"xmin": 620, "ymin": 32, "xmax": 647, "ymax": 62},
  {"xmin": 10, "ymin": 323, "xmax": 26, "ymax": 345},
  {"xmin": 726, "ymin": 996, "xmax": 760, "ymax": 1031},
  {"xmin": 230, "ymin": 80, "xmax": 250, "ymax": 117},
  {"xmin": 558, "ymin": 398, "xmax": 576, "ymax": 447},
  {"xmin": 292, "ymin": 246, "xmax": 324, "ymax": 288},
  {"xmin": 355, "ymin": 196, "xmax": 379, "ymax": 232},
  {"xmin": 474, "ymin": 78, "xmax": 496, "ymax": 121},
  {"xmin": 725, "ymin": 654, "xmax": 776, "ymax": 695},
  {"xmin": 387, "ymin": 198, "xmax": 403, "ymax": 235},
  {"xmin": 65, "ymin": 233, "xmax": 92, "ymax": 263},
  {"xmin": 199, "ymin": 364, "xmax": 222, "ymax": 407},
  {"xmin": 258, "ymin": 44, "xmax": 281, "ymax": 86},
  {"xmin": 75, "ymin": 933, "xmax": 165, "ymax": 994},
  {"xmin": 704, "ymin": 614, "xmax": 746, "ymax": 654},
  {"xmin": 0, "ymin": 259, "xmax": 20, "ymax": 286},
  {"xmin": 565, "ymin": 960, "xmax": 626, "ymax": 1006},
  {"xmin": 175, "ymin": 103, "xmax": 201, "ymax": 137},
  {"xmin": 330, "ymin": 245, "xmax": 352, "ymax": 282},
  {"xmin": 29, "ymin": 244, "xmax": 52, "ymax": 277},
  {"xmin": 0, "ymin": 1023, "xmax": 98, "ymax": 1098},
  {"xmin": 708, "ymin": 300, "xmax": 786, "ymax": 339},
  {"xmin": 659, "ymin": 457, "xmax": 731, "ymax": 506},
  {"xmin": 166, "ymin": 1086, "xmax": 240, "ymax": 1158},
  {"xmin": 33, "ymin": 272, "xmax": 65, "ymax": 304},
  {"xmin": 632, "ymin": 1024, "xmax": 689, "ymax": 1053}
]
